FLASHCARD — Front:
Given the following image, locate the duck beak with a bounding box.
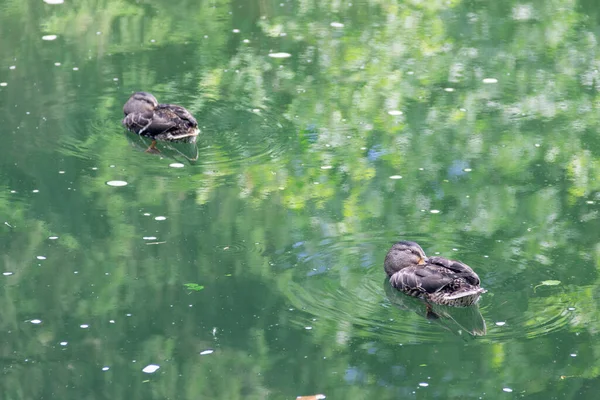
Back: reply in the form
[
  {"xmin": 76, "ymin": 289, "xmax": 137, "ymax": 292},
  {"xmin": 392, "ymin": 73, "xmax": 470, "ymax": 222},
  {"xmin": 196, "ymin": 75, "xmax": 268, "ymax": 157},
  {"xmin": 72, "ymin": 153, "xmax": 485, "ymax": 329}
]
[{"xmin": 418, "ymin": 257, "xmax": 426, "ymax": 265}]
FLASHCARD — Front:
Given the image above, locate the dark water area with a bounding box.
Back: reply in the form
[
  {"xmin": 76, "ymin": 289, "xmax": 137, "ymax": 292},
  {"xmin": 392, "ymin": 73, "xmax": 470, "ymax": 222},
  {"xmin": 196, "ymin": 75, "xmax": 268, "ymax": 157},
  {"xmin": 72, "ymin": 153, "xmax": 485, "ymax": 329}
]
[{"xmin": 1, "ymin": 0, "xmax": 600, "ymax": 398}]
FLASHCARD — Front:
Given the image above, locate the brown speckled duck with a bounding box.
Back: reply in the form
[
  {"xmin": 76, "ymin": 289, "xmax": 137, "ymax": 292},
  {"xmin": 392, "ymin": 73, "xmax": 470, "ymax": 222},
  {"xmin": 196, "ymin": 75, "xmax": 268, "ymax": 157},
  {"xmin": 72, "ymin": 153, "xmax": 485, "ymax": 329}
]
[
  {"xmin": 122, "ymin": 92, "xmax": 199, "ymax": 152},
  {"xmin": 384, "ymin": 241, "xmax": 486, "ymax": 306}
]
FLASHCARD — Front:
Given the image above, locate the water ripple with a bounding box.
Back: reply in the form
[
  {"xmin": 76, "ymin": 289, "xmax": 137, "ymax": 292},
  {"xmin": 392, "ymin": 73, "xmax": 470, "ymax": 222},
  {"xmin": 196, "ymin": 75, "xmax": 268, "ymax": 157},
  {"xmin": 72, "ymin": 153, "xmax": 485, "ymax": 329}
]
[{"xmin": 271, "ymin": 235, "xmax": 577, "ymax": 344}]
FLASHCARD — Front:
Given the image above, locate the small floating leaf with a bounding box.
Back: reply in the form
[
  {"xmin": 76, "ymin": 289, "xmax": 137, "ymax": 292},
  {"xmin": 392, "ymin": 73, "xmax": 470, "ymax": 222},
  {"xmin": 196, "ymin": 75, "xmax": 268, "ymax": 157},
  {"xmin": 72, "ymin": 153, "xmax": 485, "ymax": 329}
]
[
  {"xmin": 534, "ymin": 280, "xmax": 561, "ymax": 292},
  {"xmin": 184, "ymin": 283, "xmax": 205, "ymax": 292}
]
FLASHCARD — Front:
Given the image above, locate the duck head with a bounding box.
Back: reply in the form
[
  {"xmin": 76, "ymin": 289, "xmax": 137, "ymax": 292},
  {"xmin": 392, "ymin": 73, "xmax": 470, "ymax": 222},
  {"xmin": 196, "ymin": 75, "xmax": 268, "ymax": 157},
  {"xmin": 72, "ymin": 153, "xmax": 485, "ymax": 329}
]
[
  {"xmin": 384, "ymin": 240, "xmax": 428, "ymax": 277},
  {"xmin": 123, "ymin": 92, "xmax": 159, "ymax": 115}
]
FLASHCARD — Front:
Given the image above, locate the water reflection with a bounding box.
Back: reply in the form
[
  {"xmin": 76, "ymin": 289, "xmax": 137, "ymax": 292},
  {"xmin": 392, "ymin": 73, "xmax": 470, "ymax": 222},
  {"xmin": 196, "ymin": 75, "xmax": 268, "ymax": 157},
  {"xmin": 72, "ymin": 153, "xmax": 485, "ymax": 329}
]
[{"xmin": 384, "ymin": 281, "xmax": 487, "ymax": 338}]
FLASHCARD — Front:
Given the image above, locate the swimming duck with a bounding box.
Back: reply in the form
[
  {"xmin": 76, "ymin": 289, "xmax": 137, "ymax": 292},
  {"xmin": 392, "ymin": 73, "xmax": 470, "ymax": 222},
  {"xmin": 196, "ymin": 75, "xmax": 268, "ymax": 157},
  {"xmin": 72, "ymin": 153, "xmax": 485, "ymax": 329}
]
[
  {"xmin": 122, "ymin": 92, "xmax": 199, "ymax": 152},
  {"xmin": 384, "ymin": 241, "xmax": 486, "ymax": 306}
]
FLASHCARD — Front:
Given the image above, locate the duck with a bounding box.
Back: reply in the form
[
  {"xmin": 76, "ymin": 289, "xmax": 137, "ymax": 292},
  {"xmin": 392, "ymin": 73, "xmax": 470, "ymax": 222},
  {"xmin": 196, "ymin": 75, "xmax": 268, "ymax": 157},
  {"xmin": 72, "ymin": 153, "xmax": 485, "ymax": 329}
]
[
  {"xmin": 384, "ymin": 240, "xmax": 486, "ymax": 306},
  {"xmin": 122, "ymin": 92, "xmax": 199, "ymax": 152}
]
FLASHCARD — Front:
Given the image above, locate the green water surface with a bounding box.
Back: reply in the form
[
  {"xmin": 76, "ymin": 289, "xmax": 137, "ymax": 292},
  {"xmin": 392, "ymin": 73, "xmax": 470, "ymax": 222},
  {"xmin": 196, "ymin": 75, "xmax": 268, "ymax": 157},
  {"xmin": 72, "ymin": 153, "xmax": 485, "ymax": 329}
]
[{"xmin": 1, "ymin": 0, "xmax": 600, "ymax": 398}]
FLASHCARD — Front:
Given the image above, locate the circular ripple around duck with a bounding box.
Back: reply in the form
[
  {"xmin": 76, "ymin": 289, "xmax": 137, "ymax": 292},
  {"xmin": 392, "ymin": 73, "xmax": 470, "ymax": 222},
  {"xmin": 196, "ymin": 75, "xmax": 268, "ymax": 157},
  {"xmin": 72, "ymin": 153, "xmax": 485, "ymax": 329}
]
[
  {"xmin": 195, "ymin": 102, "xmax": 293, "ymax": 168},
  {"xmin": 271, "ymin": 233, "xmax": 463, "ymax": 344},
  {"xmin": 272, "ymin": 235, "xmax": 577, "ymax": 344}
]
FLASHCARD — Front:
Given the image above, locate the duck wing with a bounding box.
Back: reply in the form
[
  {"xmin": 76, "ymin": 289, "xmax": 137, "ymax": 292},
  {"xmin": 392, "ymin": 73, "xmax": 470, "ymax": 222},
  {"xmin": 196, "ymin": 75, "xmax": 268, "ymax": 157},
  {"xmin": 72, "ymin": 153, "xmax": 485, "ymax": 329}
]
[
  {"xmin": 122, "ymin": 110, "xmax": 176, "ymax": 135},
  {"xmin": 427, "ymin": 256, "xmax": 480, "ymax": 286},
  {"xmin": 157, "ymin": 104, "xmax": 198, "ymax": 127},
  {"xmin": 390, "ymin": 265, "xmax": 455, "ymax": 294}
]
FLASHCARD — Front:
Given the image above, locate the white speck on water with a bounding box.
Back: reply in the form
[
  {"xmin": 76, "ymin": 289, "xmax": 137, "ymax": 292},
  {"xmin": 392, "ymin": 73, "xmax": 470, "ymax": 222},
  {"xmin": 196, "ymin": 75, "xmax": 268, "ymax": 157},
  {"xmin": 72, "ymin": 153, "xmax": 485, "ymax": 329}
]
[
  {"xmin": 305, "ymin": 326, "xmax": 313, "ymax": 330},
  {"xmin": 535, "ymin": 143, "xmax": 541, "ymax": 147},
  {"xmin": 388, "ymin": 110, "xmax": 403, "ymax": 116},
  {"xmin": 419, "ymin": 382, "xmax": 429, "ymax": 387},
  {"xmin": 150, "ymin": 39, "xmax": 156, "ymax": 43},
  {"xmin": 31, "ymin": 319, "xmax": 42, "ymax": 324},
  {"xmin": 113, "ymin": 78, "xmax": 118, "ymax": 81},
  {"xmin": 232, "ymin": 29, "xmax": 240, "ymax": 33},
  {"xmin": 44, "ymin": 0, "xmax": 65, "ymax": 3},
  {"xmin": 9, "ymin": 66, "xmax": 16, "ymax": 70},
  {"xmin": 200, "ymin": 349, "xmax": 214, "ymax": 355},
  {"xmin": 3, "ymin": 272, "xmax": 14, "ymax": 276},
  {"xmin": 430, "ymin": 210, "xmax": 441, "ymax": 214},
  {"xmin": 568, "ymin": 307, "xmax": 576, "ymax": 311},
  {"xmin": 80, "ymin": 324, "xmax": 89, "ymax": 329},
  {"xmin": 54, "ymin": 62, "xmax": 61, "ymax": 66},
  {"xmin": 496, "ymin": 321, "xmax": 506, "ymax": 326},
  {"xmin": 42, "ymin": 35, "xmax": 57, "ymax": 41},
  {"xmin": 389, "ymin": 175, "xmax": 402, "ymax": 180},
  {"xmin": 96, "ymin": 31, "xmax": 102, "ymax": 35},
  {"xmin": 49, "ymin": 236, "xmax": 58, "ymax": 240},
  {"xmin": 483, "ymin": 78, "xmax": 498, "ymax": 84},
  {"xmin": 36, "ymin": 256, "xmax": 46, "ymax": 260},
  {"xmin": 268, "ymin": 52, "xmax": 291, "ymax": 58},
  {"xmin": 243, "ymin": 39, "xmax": 250, "ymax": 43},
  {"xmin": 106, "ymin": 180, "xmax": 128, "ymax": 187},
  {"xmin": 72, "ymin": 67, "xmax": 79, "ymax": 71},
  {"xmin": 444, "ymin": 88, "xmax": 455, "ymax": 92},
  {"xmin": 570, "ymin": 353, "xmax": 577, "ymax": 357},
  {"xmin": 464, "ymin": 168, "xmax": 472, "ymax": 172},
  {"xmin": 102, "ymin": 366, "xmax": 110, "ymax": 371},
  {"xmin": 503, "ymin": 388, "xmax": 513, "ymax": 393},
  {"xmin": 142, "ymin": 364, "xmax": 160, "ymax": 373},
  {"xmin": 0, "ymin": 82, "xmax": 7, "ymax": 87},
  {"xmin": 143, "ymin": 236, "xmax": 157, "ymax": 240},
  {"xmin": 154, "ymin": 216, "xmax": 167, "ymax": 221},
  {"xmin": 169, "ymin": 163, "xmax": 185, "ymax": 168},
  {"xmin": 32, "ymin": 189, "xmax": 39, "ymax": 193},
  {"xmin": 330, "ymin": 22, "xmax": 344, "ymax": 28},
  {"xmin": 109, "ymin": 320, "xmax": 115, "ymax": 323},
  {"xmin": 586, "ymin": 201, "xmax": 595, "ymax": 204},
  {"xmin": 143, "ymin": 213, "xmax": 151, "ymax": 216},
  {"xmin": 58, "ymin": 170, "xmax": 65, "ymax": 174},
  {"xmin": 60, "ymin": 341, "xmax": 68, "ymax": 346},
  {"xmin": 321, "ymin": 165, "xmax": 333, "ymax": 170}
]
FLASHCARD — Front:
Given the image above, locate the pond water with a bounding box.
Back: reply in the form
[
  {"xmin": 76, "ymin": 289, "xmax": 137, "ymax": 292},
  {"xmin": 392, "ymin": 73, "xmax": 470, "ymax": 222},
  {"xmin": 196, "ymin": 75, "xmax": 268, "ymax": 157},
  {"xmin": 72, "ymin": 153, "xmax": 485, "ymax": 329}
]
[{"xmin": 1, "ymin": 0, "xmax": 599, "ymax": 398}]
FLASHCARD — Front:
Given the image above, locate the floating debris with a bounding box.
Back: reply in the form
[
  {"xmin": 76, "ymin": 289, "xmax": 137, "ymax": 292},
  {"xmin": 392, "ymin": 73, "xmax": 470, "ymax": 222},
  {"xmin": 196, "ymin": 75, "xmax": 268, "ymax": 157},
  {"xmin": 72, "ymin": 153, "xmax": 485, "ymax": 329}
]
[
  {"xmin": 268, "ymin": 52, "xmax": 292, "ymax": 58},
  {"xmin": 42, "ymin": 35, "xmax": 57, "ymax": 41},
  {"xmin": 200, "ymin": 349, "xmax": 214, "ymax": 355},
  {"xmin": 387, "ymin": 110, "xmax": 403, "ymax": 116},
  {"xmin": 483, "ymin": 78, "xmax": 498, "ymax": 84},
  {"xmin": 533, "ymin": 280, "xmax": 561, "ymax": 292},
  {"xmin": 106, "ymin": 180, "xmax": 128, "ymax": 187},
  {"xmin": 142, "ymin": 364, "xmax": 160, "ymax": 373}
]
